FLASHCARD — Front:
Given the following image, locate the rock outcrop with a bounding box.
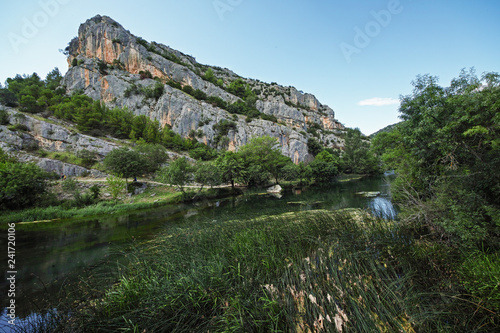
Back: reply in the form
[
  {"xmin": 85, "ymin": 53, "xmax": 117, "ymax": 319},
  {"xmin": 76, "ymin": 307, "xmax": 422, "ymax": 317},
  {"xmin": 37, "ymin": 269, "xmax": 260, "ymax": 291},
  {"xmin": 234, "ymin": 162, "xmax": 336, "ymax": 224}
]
[
  {"xmin": 0, "ymin": 107, "xmax": 119, "ymax": 156},
  {"xmin": 61, "ymin": 15, "xmax": 345, "ymax": 163}
]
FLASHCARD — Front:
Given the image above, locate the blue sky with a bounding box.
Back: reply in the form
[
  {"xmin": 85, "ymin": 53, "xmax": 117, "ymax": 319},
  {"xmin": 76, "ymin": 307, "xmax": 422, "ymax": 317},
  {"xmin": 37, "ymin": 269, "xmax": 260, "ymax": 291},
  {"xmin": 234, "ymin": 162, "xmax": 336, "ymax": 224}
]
[{"xmin": 1, "ymin": 0, "xmax": 499, "ymax": 135}]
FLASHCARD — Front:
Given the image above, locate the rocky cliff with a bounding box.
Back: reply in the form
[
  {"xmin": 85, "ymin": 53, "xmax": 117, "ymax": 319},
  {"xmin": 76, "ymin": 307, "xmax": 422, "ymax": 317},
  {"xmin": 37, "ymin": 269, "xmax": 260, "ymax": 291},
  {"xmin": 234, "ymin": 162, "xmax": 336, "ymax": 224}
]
[{"xmin": 61, "ymin": 15, "xmax": 345, "ymax": 163}]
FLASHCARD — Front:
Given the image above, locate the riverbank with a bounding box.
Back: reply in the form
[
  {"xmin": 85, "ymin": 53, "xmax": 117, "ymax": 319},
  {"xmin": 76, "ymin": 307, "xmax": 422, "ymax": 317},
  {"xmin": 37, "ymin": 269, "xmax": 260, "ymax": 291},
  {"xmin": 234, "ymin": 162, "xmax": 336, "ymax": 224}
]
[
  {"xmin": 1, "ymin": 174, "xmax": 368, "ymax": 224},
  {"xmin": 0, "ymin": 179, "xmax": 242, "ymax": 224}
]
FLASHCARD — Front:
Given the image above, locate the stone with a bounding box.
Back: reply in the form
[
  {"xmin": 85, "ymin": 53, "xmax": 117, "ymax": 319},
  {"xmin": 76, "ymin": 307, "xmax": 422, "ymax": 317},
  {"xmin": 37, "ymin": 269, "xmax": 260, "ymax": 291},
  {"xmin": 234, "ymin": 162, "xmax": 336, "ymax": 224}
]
[
  {"xmin": 267, "ymin": 184, "xmax": 283, "ymax": 194},
  {"xmin": 355, "ymin": 191, "xmax": 380, "ymax": 198}
]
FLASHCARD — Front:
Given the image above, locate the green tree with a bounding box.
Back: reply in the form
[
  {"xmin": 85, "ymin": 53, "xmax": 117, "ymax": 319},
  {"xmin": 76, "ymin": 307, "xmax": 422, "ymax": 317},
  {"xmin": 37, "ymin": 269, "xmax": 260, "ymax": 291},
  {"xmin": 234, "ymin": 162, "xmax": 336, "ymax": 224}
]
[
  {"xmin": 203, "ymin": 68, "xmax": 216, "ymax": 84},
  {"xmin": 389, "ymin": 69, "xmax": 500, "ymax": 247},
  {"xmin": 157, "ymin": 157, "xmax": 193, "ymax": 193},
  {"xmin": 227, "ymin": 78, "xmax": 247, "ymax": 98},
  {"xmin": 133, "ymin": 143, "xmax": 169, "ymax": 174},
  {"xmin": 0, "ymin": 149, "xmax": 51, "ymax": 210},
  {"xmin": 342, "ymin": 128, "xmax": 378, "ymax": 174},
  {"xmin": 103, "ymin": 147, "xmax": 144, "ymax": 183},
  {"xmin": 238, "ymin": 136, "xmax": 288, "ymax": 185},
  {"xmin": 307, "ymin": 137, "xmax": 323, "ymax": 156},
  {"xmin": 309, "ymin": 150, "xmax": 340, "ymax": 184},
  {"xmin": 76, "ymin": 149, "xmax": 98, "ymax": 168},
  {"xmin": 106, "ymin": 174, "xmax": 126, "ymax": 202},
  {"xmin": 194, "ymin": 160, "xmax": 221, "ymax": 190},
  {"xmin": 216, "ymin": 151, "xmax": 244, "ymax": 190}
]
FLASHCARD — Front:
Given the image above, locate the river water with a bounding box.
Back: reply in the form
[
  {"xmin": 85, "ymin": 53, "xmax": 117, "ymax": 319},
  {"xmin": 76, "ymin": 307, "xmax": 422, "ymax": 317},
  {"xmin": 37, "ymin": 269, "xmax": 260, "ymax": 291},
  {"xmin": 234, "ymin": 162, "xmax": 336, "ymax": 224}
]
[{"xmin": 0, "ymin": 174, "xmax": 396, "ymax": 331}]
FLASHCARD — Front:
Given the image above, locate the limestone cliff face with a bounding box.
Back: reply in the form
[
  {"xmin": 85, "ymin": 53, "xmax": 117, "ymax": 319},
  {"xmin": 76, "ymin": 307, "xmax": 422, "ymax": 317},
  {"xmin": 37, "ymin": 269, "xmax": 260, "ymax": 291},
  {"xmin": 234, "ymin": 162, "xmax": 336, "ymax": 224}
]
[{"xmin": 62, "ymin": 15, "xmax": 345, "ymax": 162}]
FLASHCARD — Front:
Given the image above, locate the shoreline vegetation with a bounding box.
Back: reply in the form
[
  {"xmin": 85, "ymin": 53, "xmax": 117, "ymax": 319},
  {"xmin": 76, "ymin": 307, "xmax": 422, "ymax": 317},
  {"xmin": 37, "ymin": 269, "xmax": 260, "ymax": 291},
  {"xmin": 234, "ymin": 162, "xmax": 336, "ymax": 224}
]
[
  {"xmin": 0, "ymin": 174, "xmax": 367, "ymax": 225},
  {"xmin": 19, "ymin": 208, "xmax": 497, "ymax": 332}
]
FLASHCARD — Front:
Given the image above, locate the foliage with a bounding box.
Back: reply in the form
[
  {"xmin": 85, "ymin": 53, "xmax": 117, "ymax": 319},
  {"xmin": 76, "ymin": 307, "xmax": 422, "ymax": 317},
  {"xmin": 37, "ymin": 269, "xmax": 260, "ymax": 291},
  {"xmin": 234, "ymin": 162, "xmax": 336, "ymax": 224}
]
[
  {"xmin": 103, "ymin": 147, "xmax": 144, "ymax": 181},
  {"xmin": 193, "ymin": 160, "xmax": 222, "ymax": 189},
  {"xmin": 215, "ymin": 151, "xmax": 244, "ymax": 189},
  {"xmin": 133, "ymin": 143, "xmax": 169, "ymax": 174},
  {"xmin": 212, "ymin": 119, "xmax": 237, "ymax": 149},
  {"xmin": 182, "ymin": 85, "xmax": 194, "ymax": 96},
  {"xmin": 202, "ymin": 68, "xmax": 216, "ymax": 84},
  {"xmin": 309, "ymin": 150, "xmax": 340, "ymax": 183},
  {"xmin": 189, "ymin": 144, "xmax": 218, "ymax": 161},
  {"xmin": 76, "ymin": 149, "xmax": 98, "ymax": 168},
  {"xmin": 138, "ymin": 70, "xmax": 152, "ymax": 80},
  {"xmin": 2, "ymin": 69, "xmax": 65, "ymax": 113},
  {"xmin": 380, "ymin": 69, "xmax": 500, "ymax": 248},
  {"xmin": 342, "ymin": 128, "xmax": 379, "ymax": 174},
  {"xmin": 239, "ymin": 136, "xmax": 290, "ymax": 185},
  {"xmin": 156, "ymin": 157, "xmax": 192, "ymax": 193},
  {"xmin": 89, "ymin": 184, "xmax": 101, "ymax": 200},
  {"xmin": 0, "ymin": 149, "xmax": 52, "ymax": 210},
  {"xmin": 307, "ymin": 137, "xmax": 323, "ymax": 156},
  {"xmin": 97, "ymin": 60, "xmax": 108, "ymax": 75},
  {"xmin": 105, "ymin": 174, "xmax": 126, "ymax": 201}
]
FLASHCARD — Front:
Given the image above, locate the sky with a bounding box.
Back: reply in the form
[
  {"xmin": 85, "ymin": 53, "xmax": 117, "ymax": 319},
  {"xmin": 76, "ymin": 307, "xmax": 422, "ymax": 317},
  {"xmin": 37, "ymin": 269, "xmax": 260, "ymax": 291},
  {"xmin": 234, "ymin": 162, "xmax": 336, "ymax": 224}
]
[{"xmin": 1, "ymin": 0, "xmax": 499, "ymax": 135}]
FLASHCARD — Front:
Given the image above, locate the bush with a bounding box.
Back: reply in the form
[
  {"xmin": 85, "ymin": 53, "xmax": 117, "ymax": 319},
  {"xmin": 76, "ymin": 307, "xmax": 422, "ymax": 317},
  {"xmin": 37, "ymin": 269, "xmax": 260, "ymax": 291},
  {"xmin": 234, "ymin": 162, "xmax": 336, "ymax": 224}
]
[
  {"xmin": 8, "ymin": 123, "xmax": 29, "ymax": 132},
  {"xmin": 0, "ymin": 155, "xmax": 51, "ymax": 210},
  {"xmin": 260, "ymin": 113, "xmax": 278, "ymax": 122},
  {"xmin": 166, "ymin": 80, "xmax": 182, "ymax": 90},
  {"xmin": 193, "ymin": 89, "xmax": 207, "ymax": 101},
  {"xmin": 76, "ymin": 149, "xmax": 98, "ymax": 168},
  {"xmin": 0, "ymin": 109, "xmax": 10, "ymax": 125},
  {"xmin": 182, "ymin": 85, "xmax": 194, "ymax": 96},
  {"xmin": 139, "ymin": 70, "xmax": 153, "ymax": 80},
  {"xmin": 97, "ymin": 60, "xmax": 108, "ymax": 75}
]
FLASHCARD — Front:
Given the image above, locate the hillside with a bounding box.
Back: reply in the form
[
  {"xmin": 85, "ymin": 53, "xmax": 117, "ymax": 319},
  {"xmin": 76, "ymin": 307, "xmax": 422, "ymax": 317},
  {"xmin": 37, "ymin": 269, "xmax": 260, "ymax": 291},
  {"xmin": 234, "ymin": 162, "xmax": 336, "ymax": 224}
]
[
  {"xmin": 0, "ymin": 15, "xmax": 349, "ymax": 177},
  {"xmin": 62, "ymin": 15, "xmax": 345, "ymax": 163}
]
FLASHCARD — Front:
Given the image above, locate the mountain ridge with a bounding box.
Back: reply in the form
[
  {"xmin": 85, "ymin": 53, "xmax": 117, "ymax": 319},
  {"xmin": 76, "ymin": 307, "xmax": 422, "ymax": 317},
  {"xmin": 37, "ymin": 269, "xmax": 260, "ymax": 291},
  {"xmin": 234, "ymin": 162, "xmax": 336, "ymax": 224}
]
[{"xmin": 61, "ymin": 15, "xmax": 345, "ymax": 163}]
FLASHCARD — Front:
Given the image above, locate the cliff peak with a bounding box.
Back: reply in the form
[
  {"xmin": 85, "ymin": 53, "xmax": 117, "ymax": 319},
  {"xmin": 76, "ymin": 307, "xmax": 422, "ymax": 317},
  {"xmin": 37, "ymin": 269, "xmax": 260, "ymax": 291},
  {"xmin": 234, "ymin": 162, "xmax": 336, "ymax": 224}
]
[{"xmin": 62, "ymin": 16, "xmax": 345, "ymax": 162}]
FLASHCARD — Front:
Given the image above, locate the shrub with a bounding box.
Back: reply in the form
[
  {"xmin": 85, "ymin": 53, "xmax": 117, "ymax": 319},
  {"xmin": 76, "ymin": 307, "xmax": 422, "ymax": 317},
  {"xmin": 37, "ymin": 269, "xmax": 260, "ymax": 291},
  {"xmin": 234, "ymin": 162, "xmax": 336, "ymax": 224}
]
[
  {"xmin": 139, "ymin": 70, "xmax": 153, "ymax": 80},
  {"xmin": 97, "ymin": 60, "xmax": 108, "ymax": 75},
  {"xmin": 193, "ymin": 89, "xmax": 207, "ymax": 101},
  {"xmin": 182, "ymin": 85, "xmax": 194, "ymax": 96},
  {"xmin": 0, "ymin": 109, "xmax": 9, "ymax": 125},
  {"xmin": 8, "ymin": 123, "xmax": 29, "ymax": 132},
  {"xmin": 0, "ymin": 155, "xmax": 51, "ymax": 210},
  {"xmin": 166, "ymin": 80, "xmax": 182, "ymax": 90}
]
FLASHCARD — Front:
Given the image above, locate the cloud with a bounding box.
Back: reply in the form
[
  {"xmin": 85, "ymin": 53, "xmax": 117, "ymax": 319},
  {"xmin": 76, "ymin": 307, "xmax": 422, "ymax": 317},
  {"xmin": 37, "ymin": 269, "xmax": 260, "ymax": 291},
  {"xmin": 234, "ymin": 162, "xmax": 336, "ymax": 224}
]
[{"xmin": 358, "ymin": 97, "xmax": 400, "ymax": 106}]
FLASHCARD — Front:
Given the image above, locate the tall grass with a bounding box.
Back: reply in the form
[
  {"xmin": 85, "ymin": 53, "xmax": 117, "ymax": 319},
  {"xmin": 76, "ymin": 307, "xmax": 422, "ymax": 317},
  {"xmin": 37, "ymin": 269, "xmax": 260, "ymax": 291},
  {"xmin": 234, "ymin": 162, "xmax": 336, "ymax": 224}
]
[
  {"xmin": 28, "ymin": 209, "xmax": 428, "ymax": 332},
  {"xmin": 13, "ymin": 207, "xmax": 498, "ymax": 332}
]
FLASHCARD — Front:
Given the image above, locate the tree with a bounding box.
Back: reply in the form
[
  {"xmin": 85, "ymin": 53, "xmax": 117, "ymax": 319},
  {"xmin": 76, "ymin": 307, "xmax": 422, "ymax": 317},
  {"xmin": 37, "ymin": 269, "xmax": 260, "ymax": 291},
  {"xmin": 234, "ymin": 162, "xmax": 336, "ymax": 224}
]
[
  {"xmin": 76, "ymin": 149, "xmax": 98, "ymax": 168},
  {"xmin": 309, "ymin": 150, "xmax": 340, "ymax": 184},
  {"xmin": 238, "ymin": 136, "xmax": 288, "ymax": 185},
  {"xmin": 203, "ymin": 68, "xmax": 216, "ymax": 84},
  {"xmin": 106, "ymin": 174, "xmax": 126, "ymax": 202},
  {"xmin": 0, "ymin": 88, "xmax": 17, "ymax": 107},
  {"xmin": 103, "ymin": 147, "xmax": 144, "ymax": 183},
  {"xmin": 387, "ymin": 69, "xmax": 500, "ymax": 247},
  {"xmin": 342, "ymin": 128, "xmax": 378, "ymax": 174},
  {"xmin": 216, "ymin": 151, "xmax": 244, "ymax": 190},
  {"xmin": 133, "ymin": 143, "xmax": 169, "ymax": 174},
  {"xmin": 307, "ymin": 137, "xmax": 323, "ymax": 156},
  {"xmin": 156, "ymin": 157, "xmax": 192, "ymax": 193},
  {"xmin": 194, "ymin": 160, "xmax": 221, "ymax": 190},
  {"xmin": 0, "ymin": 149, "xmax": 51, "ymax": 210}
]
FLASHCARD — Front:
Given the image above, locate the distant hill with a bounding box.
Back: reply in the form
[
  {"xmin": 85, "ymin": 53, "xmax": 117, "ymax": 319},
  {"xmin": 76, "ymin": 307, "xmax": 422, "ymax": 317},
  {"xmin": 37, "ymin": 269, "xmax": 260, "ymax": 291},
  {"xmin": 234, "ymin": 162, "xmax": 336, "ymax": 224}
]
[{"xmin": 370, "ymin": 122, "xmax": 402, "ymax": 138}]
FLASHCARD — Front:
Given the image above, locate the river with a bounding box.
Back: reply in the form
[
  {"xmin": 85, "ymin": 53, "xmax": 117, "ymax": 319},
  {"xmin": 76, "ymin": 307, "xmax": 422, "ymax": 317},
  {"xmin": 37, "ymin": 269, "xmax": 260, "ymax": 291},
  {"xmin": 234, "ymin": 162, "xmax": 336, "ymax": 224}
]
[{"xmin": 0, "ymin": 174, "xmax": 396, "ymax": 331}]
